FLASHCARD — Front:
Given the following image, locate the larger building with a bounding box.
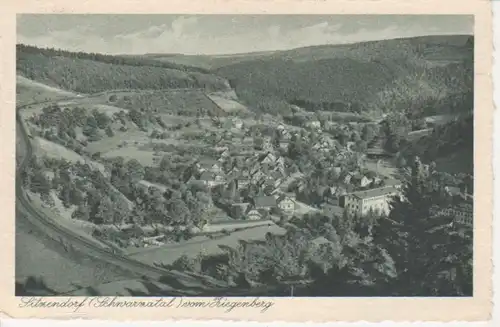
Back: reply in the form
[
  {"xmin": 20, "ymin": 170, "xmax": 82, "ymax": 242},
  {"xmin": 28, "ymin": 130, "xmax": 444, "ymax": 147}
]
[{"xmin": 340, "ymin": 186, "xmax": 400, "ymax": 216}]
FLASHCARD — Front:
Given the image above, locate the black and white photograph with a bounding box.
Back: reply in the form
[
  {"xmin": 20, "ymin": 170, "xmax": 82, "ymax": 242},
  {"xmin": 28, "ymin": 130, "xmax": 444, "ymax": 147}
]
[{"xmin": 16, "ymin": 14, "xmax": 474, "ymax": 297}]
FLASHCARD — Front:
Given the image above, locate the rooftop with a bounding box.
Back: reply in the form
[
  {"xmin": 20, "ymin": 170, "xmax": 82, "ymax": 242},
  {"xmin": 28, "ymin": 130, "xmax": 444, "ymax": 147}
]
[
  {"xmin": 350, "ymin": 186, "xmax": 399, "ymax": 200},
  {"xmin": 199, "ymin": 171, "xmax": 215, "ymax": 181},
  {"xmin": 254, "ymin": 196, "xmax": 277, "ymax": 208},
  {"xmin": 198, "ymin": 158, "xmax": 219, "ymax": 167}
]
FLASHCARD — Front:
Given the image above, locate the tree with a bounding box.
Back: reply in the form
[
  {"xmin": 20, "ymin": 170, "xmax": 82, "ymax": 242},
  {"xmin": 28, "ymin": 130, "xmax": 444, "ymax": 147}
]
[
  {"xmin": 361, "ymin": 124, "xmax": 377, "ymax": 143},
  {"xmin": 287, "ymin": 134, "xmax": 304, "ymax": 159},
  {"xmin": 72, "ymin": 204, "xmax": 90, "ymax": 221},
  {"xmin": 372, "ymin": 156, "xmax": 470, "ymax": 296},
  {"xmin": 169, "ymin": 197, "xmax": 190, "ymax": 225},
  {"xmin": 93, "ymin": 197, "xmax": 114, "ymax": 224},
  {"xmin": 105, "ymin": 126, "xmax": 114, "ymax": 137},
  {"xmin": 125, "ymin": 159, "xmax": 145, "ymax": 182},
  {"xmin": 253, "ymin": 136, "xmax": 264, "ymax": 150},
  {"xmin": 159, "ymin": 155, "xmax": 172, "ymax": 172},
  {"xmin": 31, "ymin": 170, "xmax": 51, "ymax": 196},
  {"xmin": 59, "ymin": 184, "xmax": 72, "ymax": 208},
  {"xmin": 69, "ymin": 186, "xmax": 84, "ymax": 206}
]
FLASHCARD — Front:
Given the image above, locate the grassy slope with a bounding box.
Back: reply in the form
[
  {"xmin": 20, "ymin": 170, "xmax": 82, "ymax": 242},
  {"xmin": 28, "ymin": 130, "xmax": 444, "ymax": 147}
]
[{"xmin": 16, "ymin": 75, "xmax": 78, "ymax": 106}]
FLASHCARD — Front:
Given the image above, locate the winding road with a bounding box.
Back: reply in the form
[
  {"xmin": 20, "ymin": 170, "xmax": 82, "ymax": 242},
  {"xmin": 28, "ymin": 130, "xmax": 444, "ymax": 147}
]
[{"xmin": 16, "ymin": 96, "xmax": 226, "ymax": 294}]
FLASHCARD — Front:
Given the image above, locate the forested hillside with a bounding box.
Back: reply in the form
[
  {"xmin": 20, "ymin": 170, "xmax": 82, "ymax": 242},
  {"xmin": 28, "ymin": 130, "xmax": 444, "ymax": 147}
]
[
  {"xmin": 215, "ymin": 35, "xmax": 473, "ymax": 116},
  {"xmin": 401, "ymin": 113, "xmax": 474, "ymax": 174},
  {"xmin": 16, "ymin": 44, "xmax": 231, "ymax": 94}
]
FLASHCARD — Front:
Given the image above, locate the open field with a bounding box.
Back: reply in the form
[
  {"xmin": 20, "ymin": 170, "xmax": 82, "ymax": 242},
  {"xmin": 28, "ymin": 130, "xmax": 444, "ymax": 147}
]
[
  {"xmin": 206, "ymin": 92, "xmax": 250, "ymax": 113},
  {"xmin": 128, "ymin": 225, "xmax": 286, "ymax": 266},
  {"xmin": 33, "ymin": 137, "xmax": 107, "ymax": 175},
  {"xmin": 101, "ymin": 146, "xmax": 159, "ymax": 166},
  {"xmin": 105, "ymin": 89, "xmax": 226, "ymax": 116},
  {"xmin": 85, "ymin": 130, "xmax": 149, "ymax": 154},
  {"xmin": 16, "ymin": 75, "xmax": 78, "ymax": 106}
]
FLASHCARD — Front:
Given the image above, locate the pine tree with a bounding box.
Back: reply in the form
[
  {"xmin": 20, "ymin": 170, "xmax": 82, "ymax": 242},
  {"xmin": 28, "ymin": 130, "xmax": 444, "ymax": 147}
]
[{"xmin": 373, "ymin": 156, "xmax": 470, "ymax": 295}]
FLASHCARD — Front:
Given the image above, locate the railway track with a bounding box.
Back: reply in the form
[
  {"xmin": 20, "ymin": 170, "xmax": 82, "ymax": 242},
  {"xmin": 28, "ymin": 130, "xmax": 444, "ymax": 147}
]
[{"xmin": 16, "ymin": 95, "xmax": 225, "ymax": 293}]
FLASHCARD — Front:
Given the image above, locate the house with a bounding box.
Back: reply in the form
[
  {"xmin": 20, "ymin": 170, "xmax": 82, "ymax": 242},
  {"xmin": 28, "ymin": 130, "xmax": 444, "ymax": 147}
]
[
  {"xmin": 226, "ymin": 166, "xmax": 241, "ymax": 176},
  {"xmin": 276, "ymin": 194, "xmax": 296, "ymax": 214},
  {"xmin": 371, "ymin": 176, "xmax": 382, "ymax": 186},
  {"xmin": 351, "ymin": 175, "xmax": 371, "ymax": 188},
  {"xmin": 262, "ymin": 137, "xmax": 273, "ymax": 151},
  {"xmin": 342, "ymin": 186, "xmax": 401, "ymax": 217},
  {"xmin": 214, "ymin": 173, "xmax": 225, "ymax": 183},
  {"xmin": 235, "ymin": 177, "xmax": 250, "ymax": 189},
  {"xmin": 196, "ymin": 159, "xmax": 221, "ymax": 174},
  {"xmin": 384, "ymin": 178, "xmax": 403, "ymax": 189},
  {"xmin": 137, "ymin": 180, "xmax": 168, "ymax": 194},
  {"xmin": 342, "ymin": 172, "xmax": 355, "ymax": 184},
  {"xmin": 253, "ymin": 195, "xmax": 277, "ymax": 211},
  {"xmin": 346, "ymin": 142, "xmax": 356, "ymax": 152},
  {"xmin": 246, "ymin": 208, "xmax": 263, "ymax": 220},
  {"xmin": 232, "ymin": 118, "xmax": 244, "ymax": 129},
  {"xmin": 307, "ymin": 120, "xmax": 322, "ymax": 130},
  {"xmin": 250, "ymin": 170, "xmax": 266, "ymax": 182},
  {"xmin": 273, "ymin": 177, "xmax": 284, "ymax": 188},
  {"xmin": 259, "ymin": 152, "xmax": 277, "ymax": 164},
  {"xmin": 309, "ymin": 236, "xmax": 332, "ymax": 251},
  {"xmin": 275, "ymin": 156, "xmax": 285, "ymax": 166},
  {"xmin": 199, "ymin": 171, "xmax": 214, "ymax": 186},
  {"xmin": 272, "ymin": 165, "xmax": 286, "ymax": 177},
  {"xmin": 430, "ymin": 203, "xmax": 473, "ymax": 226},
  {"xmin": 279, "ymin": 140, "xmax": 290, "ymax": 150},
  {"xmin": 219, "ymin": 148, "xmax": 230, "ymax": 158},
  {"xmin": 199, "ymin": 171, "xmax": 223, "ymax": 187}
]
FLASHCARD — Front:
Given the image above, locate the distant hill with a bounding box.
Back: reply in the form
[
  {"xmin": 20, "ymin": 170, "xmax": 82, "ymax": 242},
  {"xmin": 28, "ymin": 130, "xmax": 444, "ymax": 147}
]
[
  {"xmin": 210, "ymin": 35, "xmax": 473, "ymax": 116},
  {"xmin": 16, "ymin": 44, "xmax": 231, "ymax": 94},
  {"xmin": 146, "ymin": 35, "xmax": 473, "ymax": 69}
]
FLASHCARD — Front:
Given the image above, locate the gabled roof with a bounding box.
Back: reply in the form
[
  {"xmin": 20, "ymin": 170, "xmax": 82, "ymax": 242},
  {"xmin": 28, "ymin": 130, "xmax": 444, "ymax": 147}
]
[
  {"xmin": 350, "ymin": 186, "xmax": 399, "ymax": 200},
  {"xmin": 385, "ymin": 178, "xmax": 402, "ymax": 187},
  {"xmin": 310, "ymin": 236, "xmax": 331, "ymax": 246},
  {"xmin": 254, "ymin": 196, "xmax": 277, "ymax": 208},
  {"xmin": 199, "ymin": 171, "xmax": 215, "ymax": 181},
  {"xmin": 197, "ymin": 158, "xmax": 219, "ymax": 168},
  {"xmin": 276, "ymin": 193, "xmax": 295, "ymax": 203}
]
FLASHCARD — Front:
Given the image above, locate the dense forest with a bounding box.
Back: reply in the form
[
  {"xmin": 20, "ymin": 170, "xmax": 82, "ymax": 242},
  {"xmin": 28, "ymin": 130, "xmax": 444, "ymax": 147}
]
[
  {"xmin": 17, "ymin": 44, "xmax": 211, "ymax": 73},
  {"xmin": 215, "ymin": 36, "xmax": 473, "ymax": 116},
  {"xmin": 16, "ymin": 44, "xmax": 230, "ymax": 94},
  {"xmin": 401, "ymin": 113, "xmax": 474, "ymax": 174}
]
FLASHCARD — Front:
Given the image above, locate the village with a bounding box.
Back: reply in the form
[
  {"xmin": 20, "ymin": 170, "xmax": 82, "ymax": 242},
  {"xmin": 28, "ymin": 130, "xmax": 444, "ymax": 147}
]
[
  {"xmin": 126, "ymin": 112, "xmax": 465, "ymax": 250},
  {"xmin": 141, "ymin": 108, "xmax": 476, "ymax": 251}
]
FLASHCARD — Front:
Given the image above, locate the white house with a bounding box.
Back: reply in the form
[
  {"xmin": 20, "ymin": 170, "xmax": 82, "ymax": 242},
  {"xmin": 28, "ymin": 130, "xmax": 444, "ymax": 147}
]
[
  {"xmin": 232, "ymin": 118, "xmax": 244, "ymax": 129},
  {"xmin": 247, "ymin": 209, "xmax": 263, "ymax": 220},
  {"xmin": 196, "ymin": 159, "xmax": 222, "ymax": 174},
  {"xmin": 277, "ymin": 194, "xmax": 296, "ymax": 214}
]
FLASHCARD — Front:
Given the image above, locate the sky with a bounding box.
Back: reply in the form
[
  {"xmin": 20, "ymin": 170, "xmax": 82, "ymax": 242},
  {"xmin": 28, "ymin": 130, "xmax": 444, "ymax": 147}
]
[{"xmin": 17, "ymin": 15, "xmax": 473, "ymax": 55}]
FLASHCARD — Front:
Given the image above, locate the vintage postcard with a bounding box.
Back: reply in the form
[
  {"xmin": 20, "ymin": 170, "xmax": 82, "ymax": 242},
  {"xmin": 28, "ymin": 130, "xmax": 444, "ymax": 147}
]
[{"xmin": 0, "ymin": 0, "xmax": 493, "ymax": 323}]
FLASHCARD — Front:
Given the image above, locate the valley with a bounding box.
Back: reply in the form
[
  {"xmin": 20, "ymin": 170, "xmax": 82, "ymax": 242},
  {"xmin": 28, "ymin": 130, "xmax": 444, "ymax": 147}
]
[{"xmin": 15, "ymin": 34, "xmax": 474, "ymax": 296}]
